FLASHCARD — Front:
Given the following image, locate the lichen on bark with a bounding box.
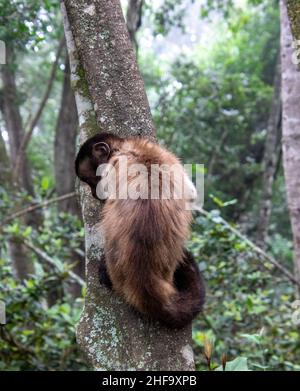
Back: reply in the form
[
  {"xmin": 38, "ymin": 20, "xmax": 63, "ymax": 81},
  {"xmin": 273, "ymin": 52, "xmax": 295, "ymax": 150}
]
[{"xmin": 287, "ymin": 0, "xmax": 300, "ymax": 42}]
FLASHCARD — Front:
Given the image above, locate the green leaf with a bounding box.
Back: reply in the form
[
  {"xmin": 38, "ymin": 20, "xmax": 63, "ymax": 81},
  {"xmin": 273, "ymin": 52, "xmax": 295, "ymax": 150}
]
[
  {"xmin": 22, "ymin": 226, "xmax": 32, "ymax": 238},
  {"xmin": 41, "ymin": 176, "xmax": 50, "ymax": 191},
  {"xmin": 25, "ymin": 280, "xmax": 35, "ymax": 289},
  {"xmin": 209, "ymin": 194, "xmax": 225, "ymax": 207},
  {"xmin": 22, "ymin": 330, "xmax": 34, "ymax": 336},
  {"xmin": 240, "ymin": 333, "xmax": 262, "ymax": 345}
]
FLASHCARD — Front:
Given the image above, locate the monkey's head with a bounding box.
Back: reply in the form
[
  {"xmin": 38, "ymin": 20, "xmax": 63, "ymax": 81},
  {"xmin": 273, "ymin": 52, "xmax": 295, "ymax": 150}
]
[{"xmin": 75, "ymin": 132, "xmax": 123, "ymax": 199}]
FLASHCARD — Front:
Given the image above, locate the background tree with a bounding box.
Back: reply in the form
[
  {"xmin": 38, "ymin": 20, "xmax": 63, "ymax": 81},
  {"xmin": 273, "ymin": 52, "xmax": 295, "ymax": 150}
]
[
  {"xmin": 256, "ymin": 55, "xmax": 282, "ymax": 248},
  {"xmin": 54, "ymin": 51, "xmax": 79, "ymax": 217},
  {"xmin": 126, "ymin": 0, "xmax": 144, "ymax": 51},
  {"xmin": 1, "ymin": 46, "xmax": 39, "ymax": 279},
  {"xmin": 54, "ymin": 49, "xmax": 84, "ymax": 297},
  {"xmin": 280, "ymin": 0, "xmax": 300, "ymax": 283}
]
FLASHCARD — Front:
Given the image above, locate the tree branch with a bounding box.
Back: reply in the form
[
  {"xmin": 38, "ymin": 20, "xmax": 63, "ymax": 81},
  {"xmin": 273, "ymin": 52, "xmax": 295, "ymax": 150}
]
[
  {"xmin": 3, "ymin": 192, "xmax": 76, "ymax": 225},
  {"xmin": 195, "ymin": 206, "xmax": 300, "ymax": 288},
  {"xmin": 0, "ymin": 327, "xmax": 55, "ymax": 370},
  {"xmin": 1, "ymin": 327, "xmax": 36, "ymax": 355},
  {"xmin": 22, "ymin": 239, "xmax": 85, "ymax": 287}
]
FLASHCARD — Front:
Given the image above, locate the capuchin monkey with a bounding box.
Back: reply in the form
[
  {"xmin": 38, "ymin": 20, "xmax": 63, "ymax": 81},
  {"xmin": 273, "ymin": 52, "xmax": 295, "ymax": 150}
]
[{"xmin": 75, "ymin": 132, "xmax": 205, "ymax": 328}]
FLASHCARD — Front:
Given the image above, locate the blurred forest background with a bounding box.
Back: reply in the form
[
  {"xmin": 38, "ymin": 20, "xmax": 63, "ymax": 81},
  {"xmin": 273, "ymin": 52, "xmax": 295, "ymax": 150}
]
[{"xmin": 1, "ymin": 0, "xmax": 300, "ymax": 371}]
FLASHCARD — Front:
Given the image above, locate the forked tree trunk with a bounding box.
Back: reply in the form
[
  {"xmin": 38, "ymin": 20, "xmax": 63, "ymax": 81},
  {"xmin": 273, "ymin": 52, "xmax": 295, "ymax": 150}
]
[
  {"xmin": 280, "ymin": 0, "xmax": 300, "ymax": 282},
  {"xmin": 0, "ymin": 46, "xmax": 40, "ymax": 279},
  {"xmin": 1, "ymin": 47, "xmax": 35, "ymax": 199},
  {"xmin": 61, "ymin": 0, "xmax": 195, "ymax": 371}
]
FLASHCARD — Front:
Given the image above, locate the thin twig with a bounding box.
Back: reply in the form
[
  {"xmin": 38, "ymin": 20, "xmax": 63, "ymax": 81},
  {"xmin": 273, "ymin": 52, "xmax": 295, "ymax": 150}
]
[
  {"xmin": 195, "ymin": 206, "xmax": 300, "ymax": 287},
  {"xmin": 3, "ymin": 192, "xmax": 76, "ymax": 224},
  {"xmin": 0, "ymin": 327, "xmax": 56, "ymax": 370},
  {"xmin": 13, "ymin": 38, "xmax": 65, "ymax": 179},
  {"xmin": 74, "ymin": 248, "xmax": 85, "ymax": 258},
  {"xmin": 1, "ymin": 327, "xmax": 36, "ymax": 355},
  {"xmin": 23, "ymin": 239, "xmax": 85, "ymax": 287}
]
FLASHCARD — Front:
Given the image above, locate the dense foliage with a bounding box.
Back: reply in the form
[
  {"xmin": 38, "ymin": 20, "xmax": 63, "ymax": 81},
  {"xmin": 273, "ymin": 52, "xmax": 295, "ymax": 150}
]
[{"xmin": 191, "ymin": 209, "xmax": 299, "ymax": 371}]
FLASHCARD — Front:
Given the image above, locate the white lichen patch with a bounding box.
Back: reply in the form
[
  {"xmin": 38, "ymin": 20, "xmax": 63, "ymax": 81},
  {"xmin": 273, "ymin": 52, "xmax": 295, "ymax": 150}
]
[
  {"xmin": 84, "ymin": 4, "xmax": 96, "ymax": 16},
  {"xmin": 180, "ymin": 344, "xmax": 194, "ymax": 368},
  {"xmin": 76, "ymin": 98, "xmax": 94, "ymax": 126},
  {"xmin": 100, "ymin": 72, "xmax": 110, "ymax": 80},
  {"xmin": 85, "ymin": 222, "xmax": 104, "ymax": 249},
  {"xmin": 105, "ymin": 89, "xmax": 113, "ymax": 100}
]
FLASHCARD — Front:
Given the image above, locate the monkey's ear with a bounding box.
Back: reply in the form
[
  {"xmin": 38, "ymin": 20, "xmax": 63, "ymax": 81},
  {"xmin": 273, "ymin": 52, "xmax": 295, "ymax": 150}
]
[{"xmin": 92, "ymin": 142, "xmax": 110, "ymax": 161}]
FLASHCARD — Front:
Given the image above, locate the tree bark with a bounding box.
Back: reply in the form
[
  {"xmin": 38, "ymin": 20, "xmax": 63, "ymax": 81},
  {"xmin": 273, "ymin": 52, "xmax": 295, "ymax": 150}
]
[
  {"xmin": 257, "ymin": 55, "xmax": 282, "ymax": 248},
  {"xmin": 280, "ymin": 0, "xmax": 300, "ymax": 282},
  {"xmin": 62, "ymin": 0, "xmax": 195, "ymax": 371}
]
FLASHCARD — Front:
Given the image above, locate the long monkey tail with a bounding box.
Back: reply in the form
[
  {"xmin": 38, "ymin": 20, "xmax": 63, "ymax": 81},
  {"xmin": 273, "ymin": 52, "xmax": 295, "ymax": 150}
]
[{"xmin": 136, "ymin": 249, "xmax": 205, "ymax": 328}]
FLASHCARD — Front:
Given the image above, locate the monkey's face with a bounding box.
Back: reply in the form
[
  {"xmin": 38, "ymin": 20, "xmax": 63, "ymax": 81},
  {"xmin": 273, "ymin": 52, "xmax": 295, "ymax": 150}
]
[
  {"xmin": 76, "ymin": 144, "xmax": 111, "ymax": 199},
  {"xmin": 75, "ymin": 133, "xmax": 122, "ymax": 200},
  {"xmin": 76, "ymin": 157, "xmax": 101, "ymax": 199}
]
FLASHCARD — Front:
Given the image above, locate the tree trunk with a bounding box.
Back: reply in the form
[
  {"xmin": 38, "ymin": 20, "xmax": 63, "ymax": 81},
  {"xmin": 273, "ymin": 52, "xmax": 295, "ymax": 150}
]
[
  {"xmin": 126, "ymin": 0, "xmax": 144, "ymax": 51},
  {"xmin": 54, "ymin": 52, "xmax": 80, "ymax": 216},
  {"xmin": 0, "ymin": 129, "xmax": 11, "ymax": 184},
  {"xmin": 280, "ymin": 0, "xmax": 300, "ymax": 282},
  {"xmin": 1, "ymin": 46, "xmax": 42, "ymax": 228},
  {"xmin": 54, "ymin": 51, "xmax": 84, "ymax": 296},
  {"xmin": 0, "ymin": 46, "xmax": 38, "ymax": 279},
  {"xmin": 62, "ymin": 0, "xmax": 195, "ymax": 371},
  {"xmin": 1, "ymin": 47, "xmax": 35, "ymax": 197},
  {"xmin": 257, "ymin": 55, "xmax": 282, "ymax": 248}
]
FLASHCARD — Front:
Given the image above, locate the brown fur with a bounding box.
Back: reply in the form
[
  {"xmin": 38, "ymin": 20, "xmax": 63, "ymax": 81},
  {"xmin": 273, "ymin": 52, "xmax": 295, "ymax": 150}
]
[{"xmin": 75, "ymin": 133, "xmax": 205, "ymax": 328}]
